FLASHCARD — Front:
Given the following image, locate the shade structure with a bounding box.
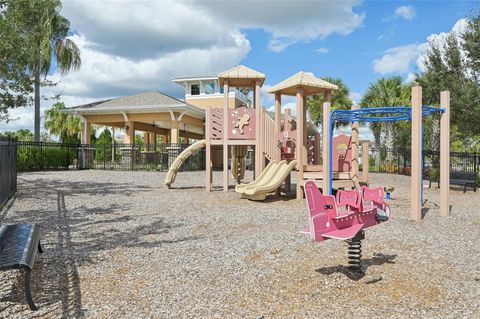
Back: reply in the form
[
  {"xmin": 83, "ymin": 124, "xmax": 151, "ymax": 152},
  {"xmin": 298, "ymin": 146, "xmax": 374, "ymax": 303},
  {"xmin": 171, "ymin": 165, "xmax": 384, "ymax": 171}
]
[
  {"xmin": 218, "ymin": 65, "xmax": 266, "ymax": 87},
  {"xmin": 267, "ymin": 71, "xmax": 338, "ymax": 96}
]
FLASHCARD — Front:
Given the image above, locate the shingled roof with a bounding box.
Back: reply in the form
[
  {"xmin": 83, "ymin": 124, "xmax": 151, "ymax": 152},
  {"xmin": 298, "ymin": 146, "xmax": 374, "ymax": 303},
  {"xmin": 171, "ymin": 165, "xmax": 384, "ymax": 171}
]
[{"xmin": 64, "ymin": 91, "xmax": 205, "ymax": 118}]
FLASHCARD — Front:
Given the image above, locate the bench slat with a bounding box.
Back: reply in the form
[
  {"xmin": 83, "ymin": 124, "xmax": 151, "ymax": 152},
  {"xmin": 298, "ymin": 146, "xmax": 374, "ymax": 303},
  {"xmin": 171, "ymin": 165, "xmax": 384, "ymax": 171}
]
[{"xmin": 0, "ymin": 224, "xmax": 41, "ymax": 271}]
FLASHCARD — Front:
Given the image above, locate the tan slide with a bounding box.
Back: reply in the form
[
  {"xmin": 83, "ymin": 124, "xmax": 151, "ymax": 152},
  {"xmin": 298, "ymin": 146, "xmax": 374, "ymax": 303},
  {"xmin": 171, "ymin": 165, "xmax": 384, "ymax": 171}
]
[
  {"xmin": 235, "ymin": 160, "xmax": 282, "ymax": 194},
  {"xmin": 236, "ymin": 160, "xmax": 297, "ymax": 201},
  {"xmin": 164, "ymin": 140, "xmax": 206, "ymax": 188}
]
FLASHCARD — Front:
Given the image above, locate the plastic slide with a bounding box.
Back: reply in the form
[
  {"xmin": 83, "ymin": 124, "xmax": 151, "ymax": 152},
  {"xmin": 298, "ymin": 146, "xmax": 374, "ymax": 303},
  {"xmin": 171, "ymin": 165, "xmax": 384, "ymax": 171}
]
[
  {"xmin": 164, "ymin": 139, "xmax": 206, "ymax": 188},
  {"xmin": 235, "ymin": 160, "xmax": 282, "ymax": 194},
  {"xmin": 236, "ymin": 160, "xmax": 297, "ymax": 201}
]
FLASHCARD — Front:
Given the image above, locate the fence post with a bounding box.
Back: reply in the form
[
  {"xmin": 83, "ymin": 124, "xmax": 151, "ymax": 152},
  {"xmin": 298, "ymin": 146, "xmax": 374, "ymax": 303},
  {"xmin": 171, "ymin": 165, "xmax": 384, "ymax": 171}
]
[{"xmin": 103, "ymin": 144, "xmax": 106, "ymax": 170}]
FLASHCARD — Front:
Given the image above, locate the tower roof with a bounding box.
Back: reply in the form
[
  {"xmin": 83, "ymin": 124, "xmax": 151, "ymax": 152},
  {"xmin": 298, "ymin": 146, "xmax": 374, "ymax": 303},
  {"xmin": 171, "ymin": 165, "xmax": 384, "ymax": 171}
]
[
  {"xmin": 268, "ymin": 71, "xmax": 338, "ymax": 96},
  {"xmin": 218, "ymin": 65, "xmax": 266, "ymax": 87}
]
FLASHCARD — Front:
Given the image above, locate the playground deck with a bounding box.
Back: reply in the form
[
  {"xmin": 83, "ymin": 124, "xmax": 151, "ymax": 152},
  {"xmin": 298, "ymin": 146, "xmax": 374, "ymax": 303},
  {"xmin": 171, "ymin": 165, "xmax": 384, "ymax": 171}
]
[{"xmin": 0, "ymin": 170, "xmax": 478, "ymax": 318}]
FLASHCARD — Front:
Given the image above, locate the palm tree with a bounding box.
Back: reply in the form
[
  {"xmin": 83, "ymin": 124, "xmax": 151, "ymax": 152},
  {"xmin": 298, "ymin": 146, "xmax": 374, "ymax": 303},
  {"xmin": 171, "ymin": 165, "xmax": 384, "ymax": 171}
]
[
  {"xmin": 360, "ymin": 76, "xmax": 410, "ymax": 164},
  {"xmin": 12, "ymin": 0, "xmax": 81, "ymax": 141},
  {"xmin": 307, "ymin": 77, "xmax": 353, "ymax": 127},
  {"xmin": 44, "ymin": 102, "xmax": 81, "ymax": 143}
]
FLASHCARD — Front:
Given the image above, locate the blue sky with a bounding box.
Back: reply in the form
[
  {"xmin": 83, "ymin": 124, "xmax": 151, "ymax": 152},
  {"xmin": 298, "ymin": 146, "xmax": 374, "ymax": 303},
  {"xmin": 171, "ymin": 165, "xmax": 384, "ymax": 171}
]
[
  {"xmin": 2, "ymin": 0, "xmax": 478, "ymax": 133},
  {"xmin": 243, "ymin": 0, "xmax": 477, "ymax": 99}
]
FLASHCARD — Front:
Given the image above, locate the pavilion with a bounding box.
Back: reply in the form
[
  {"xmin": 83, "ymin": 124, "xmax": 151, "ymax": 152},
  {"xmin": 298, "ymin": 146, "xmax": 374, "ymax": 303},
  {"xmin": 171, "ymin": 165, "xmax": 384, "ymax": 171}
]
[{"xmin": 65, "ymin": 91, "xmax": 205, "ymax": 145}]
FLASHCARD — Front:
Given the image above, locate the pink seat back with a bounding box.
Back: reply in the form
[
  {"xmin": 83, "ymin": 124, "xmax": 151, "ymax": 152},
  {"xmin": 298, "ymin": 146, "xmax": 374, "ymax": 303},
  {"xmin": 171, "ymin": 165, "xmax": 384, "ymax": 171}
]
[
  {"xmin": 304, "ymin": 181, "xmax": 338, "ymax": 219},
  {"xmin": 336, "ymin": 190, "xmax": 361, "ymax": 210},
  {"xmin": 362, "ymin": 186, "xmax": 384, "ymax": 206},
  {"xmin": 304, "ymin": 181, "xmax": 325, "ymax": 218}
]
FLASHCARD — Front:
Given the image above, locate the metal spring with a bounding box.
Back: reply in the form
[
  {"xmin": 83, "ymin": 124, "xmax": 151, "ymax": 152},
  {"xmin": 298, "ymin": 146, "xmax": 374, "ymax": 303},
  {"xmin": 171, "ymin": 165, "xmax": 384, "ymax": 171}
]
[{"xmin": 347, "ymin": 239, "xmax": 362, "ymax": 270}]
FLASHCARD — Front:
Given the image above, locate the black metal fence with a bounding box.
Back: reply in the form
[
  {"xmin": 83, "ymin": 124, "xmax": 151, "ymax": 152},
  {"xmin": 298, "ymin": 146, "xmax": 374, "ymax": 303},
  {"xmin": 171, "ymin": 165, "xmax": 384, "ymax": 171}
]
[
  {"xmin": 87, "ymin": 143, "xmax": 205, "ymax": 171},
  {"xmin": 0, "ymin": 137, "xmax": 17, "ymax": 207},
  {"xmin": 363, "ymin": 147, "xmax": 479, "ymax": 180},
  {"xmin": 15, "ymin": 142, "xmax": 205, "ymax": 173},
  {"xmin": 17, "ymin": 141, "xmax": 79, "ymax": 171}
]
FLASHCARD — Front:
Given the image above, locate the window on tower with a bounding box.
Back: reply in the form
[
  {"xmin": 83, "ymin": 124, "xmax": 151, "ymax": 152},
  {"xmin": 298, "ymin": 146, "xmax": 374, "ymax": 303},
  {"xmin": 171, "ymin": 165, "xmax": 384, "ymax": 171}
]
[{"xmin": 191, "ymin": 84, "xmax": 200, "ymax": 95}]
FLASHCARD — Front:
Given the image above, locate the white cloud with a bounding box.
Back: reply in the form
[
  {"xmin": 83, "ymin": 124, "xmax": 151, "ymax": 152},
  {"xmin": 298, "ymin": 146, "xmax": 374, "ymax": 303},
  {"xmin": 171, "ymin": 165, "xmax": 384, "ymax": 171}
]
[
  {"xmin": 2, "ymin": 1, "xmax": 364, "ymax": 131},
  {"xmin": 373, "ymin": 43, "xmax": 425, "ymax": 74},
  {"xmin": 372, "ymin": 18, "xmax": 469, "ymax": 78},
  {"xmin": 349, "ymin": 92, "xmax": 362, "ymax": 104},
  {"xmin": 394, "ymin": 6, "xmax": 416, "ymax": 21},
  {"xmin": 404, "ymin": 72, "xmax": 417, "ymax": 84},
  {"xmin": 63, "ymin": 0, "xmax": 364, "ymax": 56},
  {"xmin": 316, "ymin": 47, "xmax": 329, "ymax": 54}
]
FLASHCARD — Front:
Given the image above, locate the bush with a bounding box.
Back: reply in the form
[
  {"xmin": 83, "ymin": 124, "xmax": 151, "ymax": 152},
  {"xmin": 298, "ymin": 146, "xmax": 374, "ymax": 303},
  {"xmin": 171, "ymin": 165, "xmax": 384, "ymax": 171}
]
[{"xmin": 17, "ymin": 144, "xmax": 77, "ymax": 172}]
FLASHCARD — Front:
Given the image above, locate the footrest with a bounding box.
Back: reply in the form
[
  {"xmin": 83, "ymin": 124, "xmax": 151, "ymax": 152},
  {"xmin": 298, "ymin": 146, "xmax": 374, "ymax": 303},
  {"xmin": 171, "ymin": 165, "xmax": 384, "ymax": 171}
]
[
  {"xmin": 299, "ymin": 226, "xmax": 310, "ymax": 234},
  {"xmin": 321, "ymin": 224, "xmax": 364, "ymax": 240}
]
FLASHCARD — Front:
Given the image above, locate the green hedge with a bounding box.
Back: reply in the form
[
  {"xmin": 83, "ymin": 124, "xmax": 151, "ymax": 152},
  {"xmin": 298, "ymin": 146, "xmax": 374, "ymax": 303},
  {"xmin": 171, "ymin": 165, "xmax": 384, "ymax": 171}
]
[{"xmin": 17, "ymin": 145, "xmax": 77, "ymax": 172}]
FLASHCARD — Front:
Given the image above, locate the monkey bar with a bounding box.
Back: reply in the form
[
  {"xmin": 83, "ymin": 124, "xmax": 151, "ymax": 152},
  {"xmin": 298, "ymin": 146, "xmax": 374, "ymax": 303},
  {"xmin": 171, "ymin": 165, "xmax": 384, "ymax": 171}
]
[{"xmin": 323, "ymin": 86, "xmax": 450, "ymax": 221}]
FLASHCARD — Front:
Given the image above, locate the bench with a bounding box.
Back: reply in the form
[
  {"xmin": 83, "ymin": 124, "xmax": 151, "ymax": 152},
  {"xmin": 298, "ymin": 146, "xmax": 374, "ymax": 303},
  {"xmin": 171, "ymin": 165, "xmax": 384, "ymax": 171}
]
[
  {"xmin": 0, "ymin": 224, "xmax": 43, "ymax": 310},
  {"xmin": 428, "ymin": 171, "xmax": 477, "ymax": 193}
]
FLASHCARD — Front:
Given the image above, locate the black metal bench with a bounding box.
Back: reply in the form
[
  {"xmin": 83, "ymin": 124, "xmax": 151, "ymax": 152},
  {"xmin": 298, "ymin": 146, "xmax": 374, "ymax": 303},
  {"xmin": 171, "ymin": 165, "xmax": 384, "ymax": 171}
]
[
  {"xmin": 428, "ymin": 171, "xmax": 477, "ymax": 193},
  {"xmin": 0, "ymin": 224, "xmax": 43, "ymax": 310}
]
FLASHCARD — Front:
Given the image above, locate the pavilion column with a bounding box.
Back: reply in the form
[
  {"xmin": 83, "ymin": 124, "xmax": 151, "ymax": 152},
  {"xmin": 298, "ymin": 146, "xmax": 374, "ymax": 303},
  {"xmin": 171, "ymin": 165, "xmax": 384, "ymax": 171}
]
[
  {"xmin": 322, "ymin": 91, "xmax": 332, "ymax": 195},
  {"xmin": 411, "ymin": 86, "xmax": 423, "ymax": 221},
  {"xmin": 440, "ymin": 91, "xmax": 450, "ymax": 217},
  {"xmin": 296, "ymin": 87, "xmax": 305, "ymax": 199},
  {"xmin": 124, "ymin": 121, "xmax": 135, "ymax": 144},
  {"xmin": 351, "ymin": 104, "xmax": 360, "ymax": 186},
  {"xmin": 274, "ymin": 93, "xmax": 282, "ymax": 161},
  {"xmin": 81, "ymin": 120, "xmax": 91, "ymax": 145},
  {"xmin": 170, "ymin": 120, "xmax": 180, "ymax": 144},
  {"xmin": 150, "ymin": 133, "xmax": 157, "ymax": 146},
  {"xmin": 111, "ymin": 127, "xmax": 115, "ymax": 162},
  {"xmin": 144, "ymin": 132, "xmax": 150, "ymax": 150},
  {"xmin": 223, "ymin": 80, "xmax": 229, "ymax": 192}
]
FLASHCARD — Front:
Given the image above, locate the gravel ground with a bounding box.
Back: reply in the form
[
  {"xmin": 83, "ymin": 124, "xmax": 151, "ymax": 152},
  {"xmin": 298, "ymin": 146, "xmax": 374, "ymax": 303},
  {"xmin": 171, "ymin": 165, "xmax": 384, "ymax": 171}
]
[{"xmin": 0, "ymin": 170, "xmax": 479, "ymax": 318}]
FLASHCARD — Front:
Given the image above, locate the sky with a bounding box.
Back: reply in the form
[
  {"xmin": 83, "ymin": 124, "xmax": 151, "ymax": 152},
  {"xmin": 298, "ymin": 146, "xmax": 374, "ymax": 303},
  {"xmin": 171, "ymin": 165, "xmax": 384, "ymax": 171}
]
[{"xmin": 1, "ymin": 0, "xmax": 478, "ymax": 136}]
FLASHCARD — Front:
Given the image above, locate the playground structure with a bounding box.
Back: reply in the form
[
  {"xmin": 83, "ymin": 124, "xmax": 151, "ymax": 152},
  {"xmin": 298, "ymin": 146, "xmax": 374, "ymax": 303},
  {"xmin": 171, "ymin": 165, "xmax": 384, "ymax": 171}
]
[
  {"xmin": 231, "ymin": 71, "xmax": 372, "ymax": 201},
  {"xmin": 164, "ymin": 65, "xmax": 451, "ymax": 221}
]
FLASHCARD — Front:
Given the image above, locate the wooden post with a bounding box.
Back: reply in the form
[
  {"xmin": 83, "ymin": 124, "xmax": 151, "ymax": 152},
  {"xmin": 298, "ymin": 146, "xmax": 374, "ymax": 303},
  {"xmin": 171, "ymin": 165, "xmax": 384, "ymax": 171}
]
[
  {"xmin": 206, "ymin": 106, "xmax": 212, "ymax": 192},
  {"xmin": 440, "ymin": 91, "xmax": 450, "ymax": 217},
  {"xmin": 323, "ymin": 91, "xmax": 332, "ymax": 195},
  {"xmin": 351, "ymin": 105, "xmax": 359, "ymax": 185},
  {"xmin": 275, "ymin": 93, "xmax": 282, "ymax": 161},
  {"xmin": 303, "ymin": 93, "xmax": 308, "ymax": 165},
  {"xmin": 362, "ymin": 141, "xmax": 369, "ymax": 183},
  {"xmin": 296, "ymin": 87, "xmax": 305, "ymax": 199},
  {"xmin": 285, "ymin": 108, "xmax": 292, "ymax": 131},
  {"xmin": 411, "ymin": 86, "xmax": 422, "ymax": 221},
  {"xmin": 223, "ymin": 80, "xmax": 229, "ymax": 192},
  {"xmin": 255, "ymin": 80, "xmax": 264, "ymax": 175},
  {"xmin": 314, "ymin": 133, "xmax": 321, "ymax": 165}
]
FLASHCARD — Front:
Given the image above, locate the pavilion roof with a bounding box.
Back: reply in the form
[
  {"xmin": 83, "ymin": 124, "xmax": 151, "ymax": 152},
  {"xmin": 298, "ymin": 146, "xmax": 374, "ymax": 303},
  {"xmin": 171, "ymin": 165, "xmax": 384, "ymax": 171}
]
[{"xmin": 64, "ymin": 91, "xmax": 205, "ymax": 119}]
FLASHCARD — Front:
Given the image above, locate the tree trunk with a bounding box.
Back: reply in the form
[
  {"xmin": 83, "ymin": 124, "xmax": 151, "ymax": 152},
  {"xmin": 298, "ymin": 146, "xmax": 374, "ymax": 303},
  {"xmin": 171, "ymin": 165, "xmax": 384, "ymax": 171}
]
[
  {"xmin": 385, "ymin": 123, "xmax": 394, "ymax": 163},
  {"xmin": 34, "ymin": 74, "xmax": 41, "ymax": 142}
]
